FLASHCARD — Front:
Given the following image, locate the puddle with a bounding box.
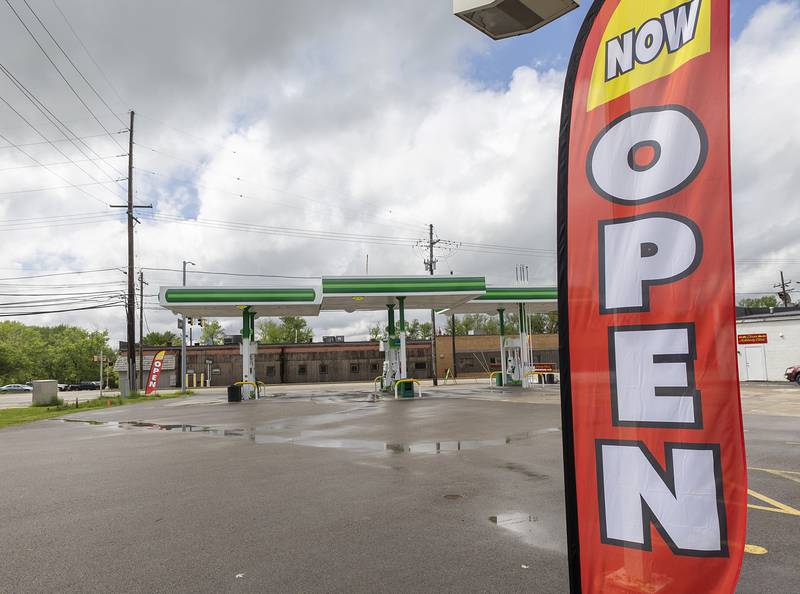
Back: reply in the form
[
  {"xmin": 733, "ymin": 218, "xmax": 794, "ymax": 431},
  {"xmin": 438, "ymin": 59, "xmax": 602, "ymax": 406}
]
[
  {"xmin": 489, "ymin": 513, "xmax": 551, "ymax": 549},
  {"xmin": 59, "ymin": 418, "xmax": 559, "ymax": 456}
]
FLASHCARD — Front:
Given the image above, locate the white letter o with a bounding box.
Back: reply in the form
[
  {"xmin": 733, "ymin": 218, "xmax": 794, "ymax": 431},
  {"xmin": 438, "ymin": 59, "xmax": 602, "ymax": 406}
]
[{"xmin": 587, "ymin": 106, "xmax": 707, "ymax": 205}]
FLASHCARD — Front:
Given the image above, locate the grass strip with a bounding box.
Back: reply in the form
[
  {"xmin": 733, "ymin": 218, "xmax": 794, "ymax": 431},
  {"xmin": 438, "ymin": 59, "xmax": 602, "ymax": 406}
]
[{"xmin": 0, "ymin": 391, "xmax": 192, "ymax": 430}]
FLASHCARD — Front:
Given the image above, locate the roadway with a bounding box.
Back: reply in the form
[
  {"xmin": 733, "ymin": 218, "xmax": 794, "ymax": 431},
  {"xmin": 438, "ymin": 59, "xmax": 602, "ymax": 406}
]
[{"xmin": 0, "ymin": 381, "xmax": 795, "ymax": 592}]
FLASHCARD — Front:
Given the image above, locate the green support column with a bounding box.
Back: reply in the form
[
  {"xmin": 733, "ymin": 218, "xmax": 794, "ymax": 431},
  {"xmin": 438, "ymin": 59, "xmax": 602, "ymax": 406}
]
[
  {"xmin": 498, "ymin": 308, "xmax": 506, "ymax": 387},
  {"xmin": 397, "ymin": 297, "xmax": 405, "ymax": 333},
  {"xmin": 387, "ymin": 304, "xmax": 396, "ymax": 337},
  {"xmin": 242, "ymin": 307, "xmax": 251, "ymax": 340},
  {"xmin": 397, "ymin": 297, "xmax": 408, "ymax": 384}
]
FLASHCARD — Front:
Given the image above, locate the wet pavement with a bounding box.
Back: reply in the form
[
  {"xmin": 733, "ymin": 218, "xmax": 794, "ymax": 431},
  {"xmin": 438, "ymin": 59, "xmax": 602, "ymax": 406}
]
[{"xmin": 0, "ymin": 381, "xmax": 796, "ymax": 592}]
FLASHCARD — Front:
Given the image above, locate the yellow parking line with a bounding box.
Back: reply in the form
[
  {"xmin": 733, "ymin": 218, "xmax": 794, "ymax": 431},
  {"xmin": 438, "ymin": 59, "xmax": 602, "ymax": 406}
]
[
  {"xmin": 750, "ymin": 467, "xmax": 800, "ymax": 485},
  {"xmin": 748, "ymin": 489, "xmax": 800, "ymax": 517}
]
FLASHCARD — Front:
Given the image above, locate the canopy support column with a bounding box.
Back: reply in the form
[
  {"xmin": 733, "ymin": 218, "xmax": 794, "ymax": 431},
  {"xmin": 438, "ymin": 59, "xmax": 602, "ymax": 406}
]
[
  {"xmin": 498, "ymin": 308, "xmax": 506, "ymax": 387},
  {"xmin": 240, "ymin": 307, "xmax": 257, "ymax": 397},
  {"xmin": 519, "ymin": 303, "xmax": 529, "ymax": 374},
  {"xmin": 398, "ymin": 297, "xmax": 407, "ymax": 380}
]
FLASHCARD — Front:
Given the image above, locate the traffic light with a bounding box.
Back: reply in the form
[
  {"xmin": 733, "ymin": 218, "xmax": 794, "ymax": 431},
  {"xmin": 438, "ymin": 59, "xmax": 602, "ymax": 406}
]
[
  {"xmin": 198, "ymin": 318, "xmax": 205, "ymax": 327},
  {"xmin": 187, "ymin": 316, "xmax": 193, "ymax": 326}
]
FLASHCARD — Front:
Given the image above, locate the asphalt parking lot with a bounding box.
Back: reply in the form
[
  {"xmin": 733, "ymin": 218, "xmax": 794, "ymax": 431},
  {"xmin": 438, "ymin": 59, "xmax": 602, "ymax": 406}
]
[{"xmin": 0, "ymin": 381, "xmax": 796, "ymax": 593}]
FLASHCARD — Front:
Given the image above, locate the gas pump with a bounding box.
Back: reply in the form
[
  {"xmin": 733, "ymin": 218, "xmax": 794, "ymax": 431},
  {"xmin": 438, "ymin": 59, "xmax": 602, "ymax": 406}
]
[
  {"xmin": 503, "ymin": 337, "xmax": 524, "ymax": 385},
  {"xmin": 379, "ymin": 299, "xmax": 413, "ymax": 396},
  {"xmin": 380, "ymin": 336, "xmax": 401, "ymax": 389}
]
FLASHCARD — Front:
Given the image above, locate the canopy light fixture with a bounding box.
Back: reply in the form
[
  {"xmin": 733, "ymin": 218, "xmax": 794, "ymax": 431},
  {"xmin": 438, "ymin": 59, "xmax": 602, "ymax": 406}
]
[{"xmin": 453, "ymin": 0, "xmax": 580, "ymax": 40}]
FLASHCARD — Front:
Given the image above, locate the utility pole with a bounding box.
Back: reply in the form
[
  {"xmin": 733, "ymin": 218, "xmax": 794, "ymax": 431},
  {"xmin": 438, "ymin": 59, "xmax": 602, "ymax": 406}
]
[
  {"xmin": 180, "ymin": 260, "xmax": 195, "ymax": 394},
  {"xmin": 774, "ymin": 270, "xmax": 794, "ymax": 307},
  {"xmin": 110, "ymin": 111, "xmax": 151, "ymax": 395},
  {"xmin": 426, "ymin": 224, "xmax": 440, "ymax": 386}
]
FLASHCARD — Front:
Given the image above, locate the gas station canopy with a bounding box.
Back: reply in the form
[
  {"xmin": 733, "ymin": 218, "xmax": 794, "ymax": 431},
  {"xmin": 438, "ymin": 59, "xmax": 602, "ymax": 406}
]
[
  {"xmin": 320, "ymin": 276, "xmax": 486, "ymax": 312},
  {"xmin": 159, "ymin": 276, "xmax": 555, "ymax": 319},
  {"xmin": 438, "ymin": 286, "xmax": 558, "ymax": 315},
  {"xmin": 159, "ymin": 285, "xmax": 323, "ymax": 318}
]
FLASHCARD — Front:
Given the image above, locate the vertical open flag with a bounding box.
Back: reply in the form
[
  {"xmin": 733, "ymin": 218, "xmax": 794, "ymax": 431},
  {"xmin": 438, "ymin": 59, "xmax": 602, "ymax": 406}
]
[
  {"xmin": 557, "ymin": 1, "xmax": 747, "ymax": 592},
  {"xmin": 145, "ymin": 350, "xmax": 167, "ymax": 396}
]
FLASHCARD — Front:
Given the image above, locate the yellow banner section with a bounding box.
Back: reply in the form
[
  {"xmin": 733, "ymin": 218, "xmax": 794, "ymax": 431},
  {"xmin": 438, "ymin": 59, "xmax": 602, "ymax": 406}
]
[{"xmin": 587, "ymin": 0, "xmax": 710, "ymax": 111}]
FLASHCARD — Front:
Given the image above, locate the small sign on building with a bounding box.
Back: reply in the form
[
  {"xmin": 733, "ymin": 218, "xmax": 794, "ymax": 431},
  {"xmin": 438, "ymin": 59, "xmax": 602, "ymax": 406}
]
[{"xmin": 737, "ymin": 333, "xmax": 768, "ymax": 345}]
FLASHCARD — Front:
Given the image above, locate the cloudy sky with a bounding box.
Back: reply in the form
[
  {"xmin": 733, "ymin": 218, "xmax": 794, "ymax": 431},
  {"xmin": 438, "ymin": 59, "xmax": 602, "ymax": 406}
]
[{"xmin": 0, "ymin": 0, "xmax": 797, "ymax": 343}]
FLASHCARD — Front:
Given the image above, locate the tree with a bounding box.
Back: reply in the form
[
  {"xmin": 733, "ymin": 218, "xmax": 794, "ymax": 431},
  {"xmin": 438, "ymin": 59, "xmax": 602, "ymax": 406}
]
[
  {"xmin": 0, "ymin": 321, "xmax": 114, "ymax": 384},
  {"xmin": 257, "ymin": 316, "xmax": 313, "ymax": 344},
  {"xmin": 405, "ymin": 319, "xmax": 432, "ymax": 340},
  {"xmin": 200, "ymin": 320, "xmax": 225, "ymax": 345},
  {"xmin": 443, "ymin": 312, "xmax": 556, "ymax": 336},
  {"xmin": 368, "ymin": 324, "xmax": 385, "ymax": 341},
  {"xmin": 738, "ymin": 296, "xmax": 778, "ymax": 309},
  {"xmin": 142, "ymin": 331, "xmax": 180, "ymax": 346}
]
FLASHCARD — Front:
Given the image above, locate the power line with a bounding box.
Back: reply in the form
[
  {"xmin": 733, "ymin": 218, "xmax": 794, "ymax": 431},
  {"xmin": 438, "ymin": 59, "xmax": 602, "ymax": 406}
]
[
  {"xmin": 136, "ymin": 163, "xmax": 428, "ymax": 235},
  {"xmin": 0, "ymin": 179, "xmax": 124, "ymax": 196},
  {"xmin": 0, "ymin": 79, "xmax": 125, "ymax": 203},
  {"xmin": 20, "ymin": 0, "xmax": 127, "ymax": 128},
  {"xmin": 50, "ymin": 0, "xmax": 126, "ymax": 108},
  {"xmin": 0, "ymin": 153, "xmax": 126, "ymax": 172},
  {"xmin": 3, "ymin": 0, "xmax": 125, "ymax": 151},
  {"xmin": 0, "ymin": 62, "xmax": 127, "ymax": 188},
  {"xmin": 0, "ymin": 267, "xmax": 124, "ymax": 281},
  {"xmin": 0, "ymin": 127, "xmax": 108, "ymax": 206},
  {"xmin": 0, "ymin": 131, "xmax": 125, "ymax": 150},
  {"xmin": 141, "ymin": 267, "xmax": 318, "ymax": 280},
  {"xmin": 0, "ymin": 301, "xmax": 122, "ymax": 317}
]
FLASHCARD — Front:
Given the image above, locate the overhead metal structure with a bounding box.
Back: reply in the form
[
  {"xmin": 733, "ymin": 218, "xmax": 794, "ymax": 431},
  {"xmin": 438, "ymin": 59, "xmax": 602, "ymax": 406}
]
[
  {"xmin": 320, "ymin": 276, "xmax": 485, "ymax": 312},
  {"xmin": 159, "ymin": 285, "xmax": 323, "ymax": 318},
  {"xmin": 440, "ymin": 286, "xmax": 558, "ymax": 387},
  {"xmin": 158, "ymin": 276, "xmax": 556, "ymax": 395},
  {"xmin": 438, "ymin": 286, "xmax": 557, "ymax": 315}
]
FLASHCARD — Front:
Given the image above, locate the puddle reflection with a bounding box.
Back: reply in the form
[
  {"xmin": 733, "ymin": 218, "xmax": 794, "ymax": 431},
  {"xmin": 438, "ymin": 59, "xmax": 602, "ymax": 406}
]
[{"xmin": 59, "ymin": 418, "xmax": 559, "ymax": 456}]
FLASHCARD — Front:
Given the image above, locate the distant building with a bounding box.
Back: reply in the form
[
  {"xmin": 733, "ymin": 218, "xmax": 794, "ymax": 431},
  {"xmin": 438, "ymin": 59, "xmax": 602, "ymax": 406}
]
[
  {"xmin": 736, "ymin": 307, "xmax": 800, "ymax": 382},
  {"xmin": 116, "ymin": 334, "xmax": 560, "ymax": 388}
]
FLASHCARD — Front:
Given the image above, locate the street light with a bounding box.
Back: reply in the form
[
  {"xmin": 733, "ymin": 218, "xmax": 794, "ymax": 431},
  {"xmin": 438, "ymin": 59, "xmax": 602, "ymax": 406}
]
[
  {"xmin": 180, "ymin": 261, "xmax": 196, "ymax": 393},
  {"xmin": 453, "ymin": 0, "xmax": 580, "ymax": 40}
]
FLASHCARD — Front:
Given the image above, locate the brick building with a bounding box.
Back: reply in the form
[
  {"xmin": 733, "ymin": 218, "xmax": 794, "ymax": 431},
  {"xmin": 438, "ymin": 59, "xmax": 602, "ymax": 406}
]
[
  {"xmin": 435, "ymin": 334, "xmax": 559, "ymax": 378},
  {"xmin": 124, "ymin": 334, "xmax": 559, "ymax": 388}
]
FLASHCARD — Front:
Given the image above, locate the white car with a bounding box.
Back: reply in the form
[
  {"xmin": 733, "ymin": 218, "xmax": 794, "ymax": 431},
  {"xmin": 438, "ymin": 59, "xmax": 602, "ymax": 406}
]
[{"xmin": 0, "ymin": 384, "xmax": 33, "ymax": 393}]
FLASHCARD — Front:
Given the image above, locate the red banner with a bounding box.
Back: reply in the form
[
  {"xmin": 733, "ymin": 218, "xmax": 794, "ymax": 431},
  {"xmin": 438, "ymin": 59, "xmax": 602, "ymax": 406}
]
[
  {"xmin": 145, "ymin": 350, "xmax": 167, "ymax": 395},
  {"xmin": 557, "ymin": 1, "xmax": 746, "ymax": 592}
]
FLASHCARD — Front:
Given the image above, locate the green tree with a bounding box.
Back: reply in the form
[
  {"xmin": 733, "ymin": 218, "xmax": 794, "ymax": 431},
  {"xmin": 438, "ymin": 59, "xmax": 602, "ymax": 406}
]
[
  {"xmin": 0, "ymin": 322, "xmax": 114, "ymax": 384},
  {"xmin": 200, "ymin": 320, "xmax": 225, "ymax": 345},
  {"xmin": 142, "ymin": 331, "xmax": 180, "ymax": 346},
  {"xmin": 738, "ymin": 296, "xmax": 778, "ymax": 309},
  {"xmin": 369, "ymin": 324, "xmax": 385, "ymax": 341},
  {"xmin": 443, "ymin": 312, "xmax": 556, "ymax": 336},
  {"xmin": 257, "ymin": 316, "xmax": 313, "ymax": 344}
]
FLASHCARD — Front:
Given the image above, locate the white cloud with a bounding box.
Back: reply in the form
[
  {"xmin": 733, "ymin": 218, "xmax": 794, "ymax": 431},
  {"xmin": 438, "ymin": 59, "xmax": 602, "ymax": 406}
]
[{"xmin": 1, "ymin": 1, "xmax": 798, "ymax": 343}]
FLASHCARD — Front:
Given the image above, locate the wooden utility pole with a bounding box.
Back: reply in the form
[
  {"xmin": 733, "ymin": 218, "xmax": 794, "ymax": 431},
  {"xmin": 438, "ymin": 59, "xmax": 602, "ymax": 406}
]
[
  {"xmin": 774, "ymin": 270, "xmax": 794, "ymax": 307},
  {"xmin": 126, "ymin": 110, "xmax": 136, "ymax": 393},
  {"xmin": 427, "ymin": 224, "xmax": 440, "ymax": 386},
  {"xmin": 110, "ymin": 111, "xmax": 151, "ymax": 394}
]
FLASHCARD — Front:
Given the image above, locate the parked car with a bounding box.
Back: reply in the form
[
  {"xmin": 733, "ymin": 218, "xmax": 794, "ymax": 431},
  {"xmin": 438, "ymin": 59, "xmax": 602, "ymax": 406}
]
[
  {"xmin": 785, "ymin": 365, "xmax": 800, "ymax": 385},
  {"xmin": 0, "ymin": 384, "xmax": 33, "ymax": 393},
  {"xmin": 58, "ymin": 384, "xmax": 68, "ymax": 392},
  {"xmin": 65, "ymin": 381, "xmax": 101, "ymax": 391}
]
